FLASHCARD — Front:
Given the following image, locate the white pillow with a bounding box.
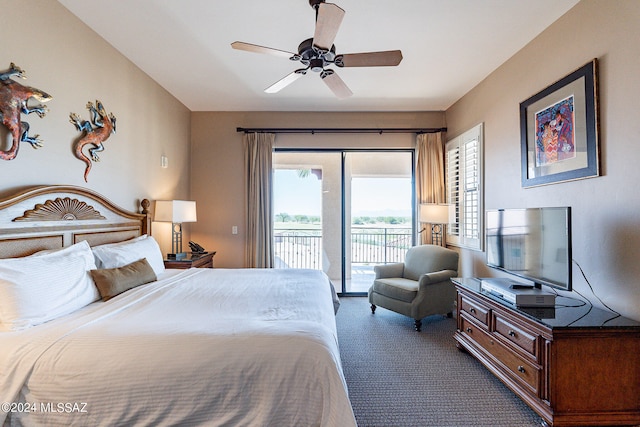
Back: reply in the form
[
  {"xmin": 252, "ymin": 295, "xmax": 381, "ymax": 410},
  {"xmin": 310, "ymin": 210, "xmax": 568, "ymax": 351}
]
[
  {"xmin": 91, "ymin": 234, "xmax": 148, "ymax": 252},
  {"xmin": 0, "ymin": 240, "xmax": 100, "ymax": 331},
  {"xmin": 92, "ymin": 235, "xmax": 165, "ymax": 276}
]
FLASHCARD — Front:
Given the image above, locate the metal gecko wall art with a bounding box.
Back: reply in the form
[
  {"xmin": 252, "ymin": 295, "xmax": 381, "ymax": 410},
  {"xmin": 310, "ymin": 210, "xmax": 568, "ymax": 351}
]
[
  {"xmin": 0, "ymin": 63, "xmax": 53, "ymax": 160},
  {"xmin": 70, "ymin": 100, "xmax": 116, "ymax": 182}
]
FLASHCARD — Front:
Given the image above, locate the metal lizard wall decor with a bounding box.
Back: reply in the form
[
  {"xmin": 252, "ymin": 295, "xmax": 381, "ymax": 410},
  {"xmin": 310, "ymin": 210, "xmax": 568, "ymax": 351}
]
[
  {"xmin": 70, "ymin": 100, "xmax": 116, "ymax": 182},
  {"xmin": 0, "ymin": 63, "xmax": 53, "ymax": 160}
]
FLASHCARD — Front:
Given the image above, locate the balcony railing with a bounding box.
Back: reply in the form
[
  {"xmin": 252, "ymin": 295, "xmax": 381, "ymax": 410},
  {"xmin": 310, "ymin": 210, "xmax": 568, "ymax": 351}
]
[
  {"xmin": 351, "ymin": 228, "xmax": 412, "ymax": 264},
  {"xmin": 274, "ymin": 227, "xmax": 412, "ymax": 269},
  {"xmin": 274, "ymin": 230, "xmax": 323, "ymax": 269}
]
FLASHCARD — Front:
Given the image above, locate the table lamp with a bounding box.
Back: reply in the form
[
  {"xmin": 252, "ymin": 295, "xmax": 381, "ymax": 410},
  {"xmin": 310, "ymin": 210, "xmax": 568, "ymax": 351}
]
[
  {"xmin": 419, "ymin": 203, "xmax": 450, "ymax": 246},
  {"xmin": 154, "ymin": 200, "xmax": 197, "ymax": 259}
]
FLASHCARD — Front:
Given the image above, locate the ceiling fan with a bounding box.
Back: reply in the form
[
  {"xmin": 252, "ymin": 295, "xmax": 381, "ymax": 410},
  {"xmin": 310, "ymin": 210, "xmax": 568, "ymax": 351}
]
[{"xmin": 231, "ymin": 0, "xmax": 403, "ymax": 98}]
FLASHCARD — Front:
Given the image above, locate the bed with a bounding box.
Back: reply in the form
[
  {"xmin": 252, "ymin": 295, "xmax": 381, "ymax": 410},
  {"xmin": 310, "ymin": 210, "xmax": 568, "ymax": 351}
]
[{"xmin": 0, "ymin": 185, "xmax": 356, "ymax": 427}]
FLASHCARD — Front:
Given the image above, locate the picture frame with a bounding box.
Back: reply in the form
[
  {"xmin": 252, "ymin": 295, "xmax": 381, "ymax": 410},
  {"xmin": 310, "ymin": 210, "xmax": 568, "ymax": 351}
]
[{"xmin": 520, "ymin": 59, "xmax": 599, "ymax": 188}]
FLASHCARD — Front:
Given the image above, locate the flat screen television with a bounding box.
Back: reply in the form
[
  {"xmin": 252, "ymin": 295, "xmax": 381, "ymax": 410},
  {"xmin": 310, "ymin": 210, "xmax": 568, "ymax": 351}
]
[{"xmin": 485, "ymin": 207, "xmax": 572, "ymax": 291}]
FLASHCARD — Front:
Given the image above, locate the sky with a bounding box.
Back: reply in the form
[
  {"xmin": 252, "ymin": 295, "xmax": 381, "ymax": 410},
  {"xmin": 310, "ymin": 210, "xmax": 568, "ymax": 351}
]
[
  {"xmin": 273, "ymin": 170, "xmax": 322, "ymax": 216},
  {"xmin": 273, "ymin": 169, "xmax": 412, "ymax": 218}
]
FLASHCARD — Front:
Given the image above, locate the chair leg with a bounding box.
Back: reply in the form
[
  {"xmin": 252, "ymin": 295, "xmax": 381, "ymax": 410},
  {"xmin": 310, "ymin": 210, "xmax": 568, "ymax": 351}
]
[
  {"xmin": 370, "ymin": 304, "xmax": 376, "ymax": 314},
  {"xmin": 414, "ymin": 319, "xmax": 422, "ymax": 332}
]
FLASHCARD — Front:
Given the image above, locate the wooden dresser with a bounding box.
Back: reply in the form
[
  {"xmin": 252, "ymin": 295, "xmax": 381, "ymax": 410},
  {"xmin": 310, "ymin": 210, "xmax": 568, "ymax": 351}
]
[{"xmin": 452, "ymin": 278, "xmax": 640, "ymax": 427}]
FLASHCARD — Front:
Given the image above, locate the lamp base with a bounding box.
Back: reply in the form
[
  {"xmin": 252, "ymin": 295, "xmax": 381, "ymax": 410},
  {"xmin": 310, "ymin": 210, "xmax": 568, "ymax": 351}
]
[
  {"xmin": 431, "ymin": 224, "xmax": 443, "ymax": 246},
  {"xmin": 167, "ymin": 252, "xmax": 188, "ymax": 260}
]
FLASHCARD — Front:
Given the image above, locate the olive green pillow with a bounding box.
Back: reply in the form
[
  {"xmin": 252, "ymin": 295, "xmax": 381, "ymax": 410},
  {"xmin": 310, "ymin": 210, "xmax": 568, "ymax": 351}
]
[{"xmin": 90, "ymin": 258, "xmax": 157, "ymax": 301}]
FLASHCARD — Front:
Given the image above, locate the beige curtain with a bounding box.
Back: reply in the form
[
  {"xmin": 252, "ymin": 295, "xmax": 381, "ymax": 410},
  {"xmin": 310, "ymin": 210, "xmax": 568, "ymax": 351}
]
[
  {"xmin": 244, "ymin": 132, "xmax": 275, "ymax": 268},
  {"xmin": 415, "ymin": 132, "xmax": 446, "ymax": 245}
]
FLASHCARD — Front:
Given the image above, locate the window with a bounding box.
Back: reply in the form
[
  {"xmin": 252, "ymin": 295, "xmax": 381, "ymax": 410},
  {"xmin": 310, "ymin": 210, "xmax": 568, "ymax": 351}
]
[{"xmin": 446, "ymin": 123, "xmax": 483, "ymax": 250}]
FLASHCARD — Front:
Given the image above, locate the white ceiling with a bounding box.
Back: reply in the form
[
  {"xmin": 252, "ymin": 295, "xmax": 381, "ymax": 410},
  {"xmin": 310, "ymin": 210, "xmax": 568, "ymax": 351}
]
[{"xmin": 57, "ymin": 0, "xmax": 579, "ymax": 112}]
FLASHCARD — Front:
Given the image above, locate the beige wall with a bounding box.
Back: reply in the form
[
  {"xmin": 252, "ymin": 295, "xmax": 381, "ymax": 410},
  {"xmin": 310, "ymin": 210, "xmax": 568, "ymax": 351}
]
[
  {"xmin": 1, "ymin": 1, "xmax": 191, "ymax": 255},
  {"xmin": 190, "ymin": 111, "xmax": 445, "ymax": 268},
  {"xmin": 446, "ymin": 0, "xmax": 640, "ymax": 320}
]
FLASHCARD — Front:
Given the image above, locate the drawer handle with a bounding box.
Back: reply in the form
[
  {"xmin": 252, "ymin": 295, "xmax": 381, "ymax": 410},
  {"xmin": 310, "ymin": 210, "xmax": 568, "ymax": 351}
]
[
  {"xmin": 466, "ymin": 327, "xmax": 473, "ymax": 333},
  {"xmin": 470, "ymin": 308, "xmax": 476, "ymax": 314},
  {"xmin": 517, "ymin": 365, "xmax": 526, "ymax": 373},
  {"xmin": 508, "ymin": 330, "xmax": 516, "ymax": 337}
]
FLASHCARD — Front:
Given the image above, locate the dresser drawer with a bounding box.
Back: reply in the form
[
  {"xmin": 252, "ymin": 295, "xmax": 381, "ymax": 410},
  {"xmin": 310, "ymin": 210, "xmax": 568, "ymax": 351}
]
[
  {"xmin": 460, "ymin": 295, "xmax": 490, "ymax": 326},
  {"xmin": 461, "ymin": 317, "xmax": 540, "ymax": 394},
  {"xmin": 494, "ymin": 313, "xmax": 538, "ymax": 358}
]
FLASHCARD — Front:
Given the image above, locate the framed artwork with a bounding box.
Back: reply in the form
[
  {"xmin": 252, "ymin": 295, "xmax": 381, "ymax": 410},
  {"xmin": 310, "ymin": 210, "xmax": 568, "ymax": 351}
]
[{"xmin": 520, "ymin": 59, "xmax": 599, "ymax": 188}]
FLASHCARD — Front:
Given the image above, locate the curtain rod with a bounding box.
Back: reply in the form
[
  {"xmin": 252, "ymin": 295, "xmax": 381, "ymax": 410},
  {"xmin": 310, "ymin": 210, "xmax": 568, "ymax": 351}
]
[{"xmin": 236, "ymin": 127, "xmax": 447, "ymax": 135}]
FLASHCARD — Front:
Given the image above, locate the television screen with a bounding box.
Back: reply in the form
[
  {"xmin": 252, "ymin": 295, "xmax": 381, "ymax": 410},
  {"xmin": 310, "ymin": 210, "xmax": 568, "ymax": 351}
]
[{"xmin": 486, "ymin": 207, "xmax": 572, "ymax": 291}]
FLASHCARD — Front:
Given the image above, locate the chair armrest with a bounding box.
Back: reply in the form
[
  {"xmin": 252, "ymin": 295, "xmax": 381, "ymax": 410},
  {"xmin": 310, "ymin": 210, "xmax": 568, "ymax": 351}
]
[
  {"xmin": 418, "ymin": 270, "xmax": 458, "ymax": 288},
  {"xmin": 373, "ymin": 263, "xmax": 405, "ymax": 279}
]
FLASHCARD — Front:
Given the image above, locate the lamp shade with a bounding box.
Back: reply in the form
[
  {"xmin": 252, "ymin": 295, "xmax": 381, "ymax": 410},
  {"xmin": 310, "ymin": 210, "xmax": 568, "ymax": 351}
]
[
  {"xmin": 154, "ymin": 200, "xmax": 197, "ymax": 223},
  {"xmin": 419, "ymin": 203, "xmax": 450, "ymax": 224}
]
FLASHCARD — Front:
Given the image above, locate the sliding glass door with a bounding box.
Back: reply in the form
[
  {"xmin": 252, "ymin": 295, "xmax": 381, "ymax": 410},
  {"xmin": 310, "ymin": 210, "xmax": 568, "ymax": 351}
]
[
  {"xmin": 344, "ymin": 151, "xmax": 414, "ymax": 293},
  {"xmin": 273, "ymin": 150, "xmax": 414, "ymax": 295},
  {"xmin": 273, "ymin": 152, "xmax": 343, "ymax": 286}
]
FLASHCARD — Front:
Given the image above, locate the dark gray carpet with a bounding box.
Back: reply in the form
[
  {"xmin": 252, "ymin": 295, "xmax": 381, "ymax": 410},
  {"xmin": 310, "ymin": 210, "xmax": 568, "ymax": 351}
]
[{"xmin": 336, "ymin": 297, "xmax": 541, "ymax": 427}]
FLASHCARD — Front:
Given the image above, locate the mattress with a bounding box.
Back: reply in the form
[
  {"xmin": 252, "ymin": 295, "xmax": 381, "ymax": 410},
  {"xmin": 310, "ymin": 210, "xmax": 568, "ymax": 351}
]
[{"xmin": 0, "ymin": 268, "xmax": 355, "ymax": 426}]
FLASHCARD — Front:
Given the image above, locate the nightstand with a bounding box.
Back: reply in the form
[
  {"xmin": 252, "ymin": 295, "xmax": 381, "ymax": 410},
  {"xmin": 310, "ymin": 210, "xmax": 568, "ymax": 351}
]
[{"xmin": 163, "ymin": 251, "xmax": 216, "ymax": 269}]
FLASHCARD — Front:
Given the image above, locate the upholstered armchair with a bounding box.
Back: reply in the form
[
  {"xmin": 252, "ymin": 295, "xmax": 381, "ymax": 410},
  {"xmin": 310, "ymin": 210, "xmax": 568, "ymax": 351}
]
[{"xmin": 368, "ymin": 245, "xmax": 459, "ymax": 331}]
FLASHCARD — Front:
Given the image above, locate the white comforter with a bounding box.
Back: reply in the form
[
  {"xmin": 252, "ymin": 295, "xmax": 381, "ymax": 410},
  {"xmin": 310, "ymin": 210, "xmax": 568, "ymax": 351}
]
[{"xmin": 0, "ymin": 268, "xmax": 356, "ymax": 427}]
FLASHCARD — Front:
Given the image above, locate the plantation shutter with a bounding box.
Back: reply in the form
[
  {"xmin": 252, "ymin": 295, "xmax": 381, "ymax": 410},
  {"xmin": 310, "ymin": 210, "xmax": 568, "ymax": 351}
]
[
  {"xmin": 445, "ymin": 124, "xmax": 483, "ymax": 250},
  {"xmin": 445, "ymin": 144, "xmax": 460, "ymax": 238}
]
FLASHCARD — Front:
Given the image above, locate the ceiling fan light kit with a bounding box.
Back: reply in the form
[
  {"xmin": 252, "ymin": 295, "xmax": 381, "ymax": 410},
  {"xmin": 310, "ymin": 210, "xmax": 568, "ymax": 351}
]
[{"xmin": 231, "ymin": 0, "xmax": 403, "ymax": 98}]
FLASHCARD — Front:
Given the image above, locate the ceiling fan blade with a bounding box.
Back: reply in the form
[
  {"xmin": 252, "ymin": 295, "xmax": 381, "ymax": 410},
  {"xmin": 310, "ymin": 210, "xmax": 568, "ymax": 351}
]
[
  {"xmin": 231, "ymin": 41, "xmax": 295, "ymax": 59},
  {"xmin": 320, "ymin": 70, "xmax": 352, "ymax": 98},
  {"xmin": 264, "ymin": 70, "xmax": 306, "ymax": 93},
  {"xmin": 313, "ymin": 3, "xmax": 345, "ymax": 52},
  {"xmin": 336, "ymin": 50, "xmax": 403, "ymax": 67}
]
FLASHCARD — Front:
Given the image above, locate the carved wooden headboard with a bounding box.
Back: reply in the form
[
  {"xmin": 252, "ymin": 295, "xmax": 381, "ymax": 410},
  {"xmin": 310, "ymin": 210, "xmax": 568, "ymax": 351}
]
[{"xmin": 0, "ymin": 185, "xmax": 150, "ymax": 259}]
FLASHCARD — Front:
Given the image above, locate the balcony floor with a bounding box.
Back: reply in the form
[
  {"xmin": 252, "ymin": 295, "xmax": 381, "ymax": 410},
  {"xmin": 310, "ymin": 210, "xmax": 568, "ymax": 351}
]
[{"xmin": 336, "ymin": 264, "xmax": 375, "ymax": 294}]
